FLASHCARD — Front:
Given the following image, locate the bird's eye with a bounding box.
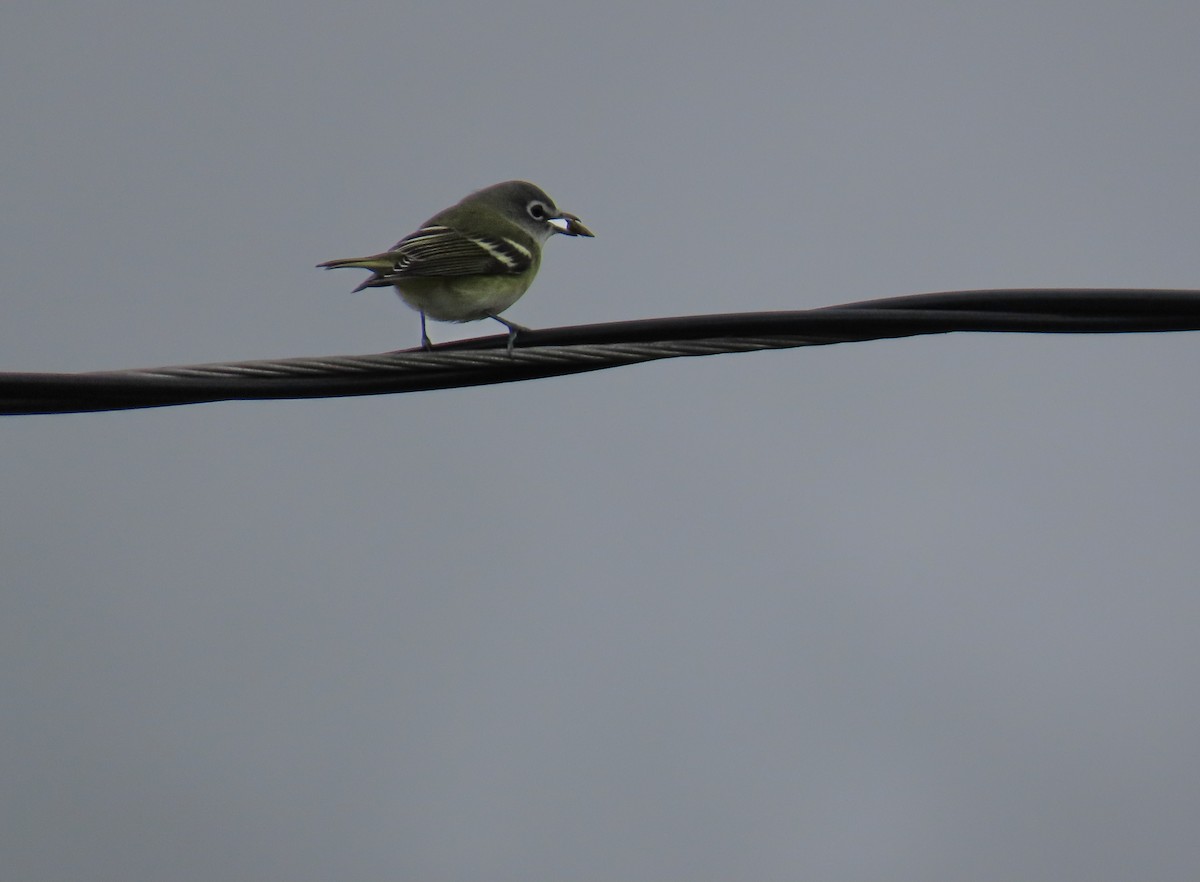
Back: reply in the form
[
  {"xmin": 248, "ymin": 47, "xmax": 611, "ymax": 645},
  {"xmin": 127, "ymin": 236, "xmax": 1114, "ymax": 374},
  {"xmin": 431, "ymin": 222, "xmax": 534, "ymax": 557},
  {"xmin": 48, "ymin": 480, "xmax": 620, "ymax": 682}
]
[{"xmin": 527, "ymin": 201, "xmax": 549, "ymax": 221}]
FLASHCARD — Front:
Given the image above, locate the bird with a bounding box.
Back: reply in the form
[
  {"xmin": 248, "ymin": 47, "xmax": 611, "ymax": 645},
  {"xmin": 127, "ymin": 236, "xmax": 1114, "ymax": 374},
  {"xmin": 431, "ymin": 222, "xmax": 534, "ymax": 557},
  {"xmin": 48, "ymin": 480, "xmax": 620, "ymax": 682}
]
[{"xmin": 318, "ymin": 180, "xmax": 593, "ymax": 350}]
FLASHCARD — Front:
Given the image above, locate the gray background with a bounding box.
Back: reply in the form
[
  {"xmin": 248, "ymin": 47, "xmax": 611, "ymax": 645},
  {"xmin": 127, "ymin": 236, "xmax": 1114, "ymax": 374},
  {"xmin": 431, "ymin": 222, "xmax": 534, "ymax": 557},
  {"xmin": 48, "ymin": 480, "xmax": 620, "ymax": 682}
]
[{"xmin": 5, "ymin": 2, "xmax": 1200, "ymax": 880}]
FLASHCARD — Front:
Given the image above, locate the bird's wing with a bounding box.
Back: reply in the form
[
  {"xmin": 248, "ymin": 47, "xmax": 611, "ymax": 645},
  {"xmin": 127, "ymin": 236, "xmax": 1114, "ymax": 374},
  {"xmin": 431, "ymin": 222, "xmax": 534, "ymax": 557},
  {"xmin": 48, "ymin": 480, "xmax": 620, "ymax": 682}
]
[{"xmin": 378, "ymin": 224, "xmax": 534, "ymax": 279}]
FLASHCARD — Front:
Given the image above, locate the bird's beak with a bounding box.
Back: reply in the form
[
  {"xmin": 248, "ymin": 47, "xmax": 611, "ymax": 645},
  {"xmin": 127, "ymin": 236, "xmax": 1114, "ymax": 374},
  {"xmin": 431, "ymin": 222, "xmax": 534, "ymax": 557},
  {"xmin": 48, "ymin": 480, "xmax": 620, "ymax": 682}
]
[{"xmin": 551, "ymin": 212, "xmax": 595, "ymax": 237}]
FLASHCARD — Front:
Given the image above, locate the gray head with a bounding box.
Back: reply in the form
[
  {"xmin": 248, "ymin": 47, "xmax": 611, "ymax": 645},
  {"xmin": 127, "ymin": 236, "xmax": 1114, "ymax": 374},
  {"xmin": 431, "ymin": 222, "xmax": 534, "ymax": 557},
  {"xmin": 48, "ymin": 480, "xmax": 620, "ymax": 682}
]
[{"xmin": 464, "ymin": 180, "xmax": 594, "ymax": 241}]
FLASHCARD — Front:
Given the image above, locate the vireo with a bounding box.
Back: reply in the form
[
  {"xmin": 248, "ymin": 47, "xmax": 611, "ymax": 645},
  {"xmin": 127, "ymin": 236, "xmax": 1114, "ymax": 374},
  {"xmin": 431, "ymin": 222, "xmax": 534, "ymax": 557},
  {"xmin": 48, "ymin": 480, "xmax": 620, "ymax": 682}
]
[{"xmin": 319, "ymin": 180, "xmax": 593, "ymax": 350}]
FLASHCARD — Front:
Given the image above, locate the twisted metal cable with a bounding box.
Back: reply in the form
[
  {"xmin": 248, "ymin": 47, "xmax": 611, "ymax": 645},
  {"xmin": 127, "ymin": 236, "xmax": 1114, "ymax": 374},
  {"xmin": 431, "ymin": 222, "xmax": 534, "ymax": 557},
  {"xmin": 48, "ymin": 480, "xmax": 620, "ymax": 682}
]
[{"xmin": 4, "ymin": 289, "xmax": 1200, "ymax": 415}]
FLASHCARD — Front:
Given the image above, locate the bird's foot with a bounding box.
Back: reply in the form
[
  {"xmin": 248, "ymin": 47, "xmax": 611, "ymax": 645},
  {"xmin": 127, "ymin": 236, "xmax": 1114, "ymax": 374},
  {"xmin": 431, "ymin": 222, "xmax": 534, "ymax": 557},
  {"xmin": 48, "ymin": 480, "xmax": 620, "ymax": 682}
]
[{"xmin": 488, "ymin": 314, "xmax": 528, "ymax": 355}]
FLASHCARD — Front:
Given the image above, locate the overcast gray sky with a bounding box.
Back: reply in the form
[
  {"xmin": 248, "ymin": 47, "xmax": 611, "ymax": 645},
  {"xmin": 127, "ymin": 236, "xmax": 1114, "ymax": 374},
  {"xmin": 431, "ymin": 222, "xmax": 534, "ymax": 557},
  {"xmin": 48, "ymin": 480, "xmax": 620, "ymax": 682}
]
[{"xmin": 5, "ymin": 2, "xmax": 1200, "ymax": 880}]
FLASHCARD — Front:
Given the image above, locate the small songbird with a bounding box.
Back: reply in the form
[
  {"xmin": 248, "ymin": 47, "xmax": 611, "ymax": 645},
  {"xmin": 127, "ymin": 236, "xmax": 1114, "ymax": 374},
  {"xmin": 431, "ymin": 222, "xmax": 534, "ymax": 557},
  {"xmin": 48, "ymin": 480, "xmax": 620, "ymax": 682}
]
[{"xmin": 318, "ymin": 180, "xmax": 593, "ymax": 350}]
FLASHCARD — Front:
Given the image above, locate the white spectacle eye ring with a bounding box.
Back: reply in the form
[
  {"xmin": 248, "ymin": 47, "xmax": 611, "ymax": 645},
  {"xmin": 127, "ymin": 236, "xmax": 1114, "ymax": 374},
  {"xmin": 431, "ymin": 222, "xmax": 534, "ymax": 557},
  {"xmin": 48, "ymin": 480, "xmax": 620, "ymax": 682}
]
[{"xmin": 527, "ymin": 201, "xmax": 549, "ymax": 221}]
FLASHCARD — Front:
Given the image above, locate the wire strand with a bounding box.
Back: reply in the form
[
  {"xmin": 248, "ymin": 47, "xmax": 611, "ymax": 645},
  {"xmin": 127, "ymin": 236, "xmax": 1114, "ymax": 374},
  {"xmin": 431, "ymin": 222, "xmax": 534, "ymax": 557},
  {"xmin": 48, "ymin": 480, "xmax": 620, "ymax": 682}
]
[{"xmin": 4, "ymin": 289, "xmax": 1200, "ymax": 415}]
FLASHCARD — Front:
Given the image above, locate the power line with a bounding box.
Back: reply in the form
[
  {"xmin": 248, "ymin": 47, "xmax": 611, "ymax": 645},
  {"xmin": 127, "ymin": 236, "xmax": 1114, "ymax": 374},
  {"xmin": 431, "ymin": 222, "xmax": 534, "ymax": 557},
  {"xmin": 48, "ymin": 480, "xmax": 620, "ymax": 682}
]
[{"xmin": 4, "ymin": 289, "xmax": 1199, "ymax": 415}]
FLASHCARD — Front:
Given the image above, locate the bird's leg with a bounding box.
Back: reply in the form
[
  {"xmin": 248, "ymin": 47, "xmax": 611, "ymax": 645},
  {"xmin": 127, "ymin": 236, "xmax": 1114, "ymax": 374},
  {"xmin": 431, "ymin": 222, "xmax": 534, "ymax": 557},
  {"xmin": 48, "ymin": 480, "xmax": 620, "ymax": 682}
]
[
  {"xmin": 487, "ymin": 313, "xmax": 528, "ymax": 354},
  {"xmin": 420, "ymin": 311, "xmax": 433, "ymax": 351}
]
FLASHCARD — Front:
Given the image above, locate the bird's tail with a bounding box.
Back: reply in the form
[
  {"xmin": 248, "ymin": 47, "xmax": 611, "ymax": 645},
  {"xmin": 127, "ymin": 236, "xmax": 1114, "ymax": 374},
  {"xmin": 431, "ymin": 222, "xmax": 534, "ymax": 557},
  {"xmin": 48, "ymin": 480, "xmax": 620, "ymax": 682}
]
[{"xmin": 316, "ymin": 253, "xmax": 397, "ymax": 293}]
